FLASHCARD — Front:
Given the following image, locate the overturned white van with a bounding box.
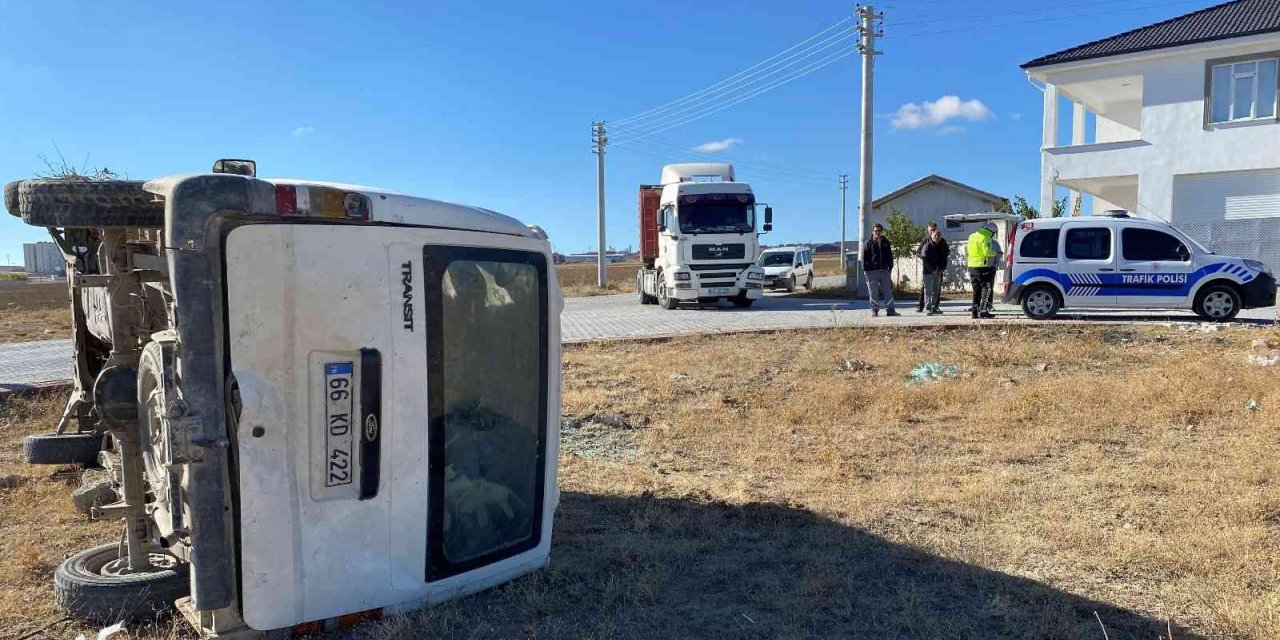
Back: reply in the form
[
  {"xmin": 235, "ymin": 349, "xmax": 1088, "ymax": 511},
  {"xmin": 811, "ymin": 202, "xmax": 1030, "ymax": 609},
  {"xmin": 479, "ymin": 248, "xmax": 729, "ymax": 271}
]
[{"xmin": 5, "ymin": 160, "xmax": 562, "ymax": 636}]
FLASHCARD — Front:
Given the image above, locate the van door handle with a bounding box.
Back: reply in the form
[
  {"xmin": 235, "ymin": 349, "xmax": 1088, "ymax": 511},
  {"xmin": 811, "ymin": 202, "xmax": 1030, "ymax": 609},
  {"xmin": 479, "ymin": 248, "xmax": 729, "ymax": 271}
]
[
  {"xmin": 1099, "ymin": 268, "xmax": 1115, "ymax": 271},
  {"xmin": 1120, "ymin": 268, "xmax": 1136, "ymax": 272}
]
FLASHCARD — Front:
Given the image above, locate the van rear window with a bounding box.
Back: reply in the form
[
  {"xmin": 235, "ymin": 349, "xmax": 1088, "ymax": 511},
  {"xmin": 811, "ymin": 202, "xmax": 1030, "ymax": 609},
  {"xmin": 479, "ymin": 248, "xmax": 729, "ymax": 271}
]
[{"xmin": 1019, "ymin": 229, "xmax": 1059, "ymax": 259}]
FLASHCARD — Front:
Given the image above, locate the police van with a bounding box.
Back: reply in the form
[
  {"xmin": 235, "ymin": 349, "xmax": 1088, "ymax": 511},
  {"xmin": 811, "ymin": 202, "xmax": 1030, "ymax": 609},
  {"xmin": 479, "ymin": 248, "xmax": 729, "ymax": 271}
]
[{"xmin": 1004, "ymin": 212, "xmax": 1276, "ymax": 321}]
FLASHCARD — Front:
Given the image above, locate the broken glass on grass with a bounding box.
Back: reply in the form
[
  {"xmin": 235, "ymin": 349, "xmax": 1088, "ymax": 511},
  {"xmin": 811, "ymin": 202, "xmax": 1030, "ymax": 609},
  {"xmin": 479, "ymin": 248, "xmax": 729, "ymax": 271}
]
[{"xmin": 906, "ymin": 362, "xmax": 959, "ymax": 385}]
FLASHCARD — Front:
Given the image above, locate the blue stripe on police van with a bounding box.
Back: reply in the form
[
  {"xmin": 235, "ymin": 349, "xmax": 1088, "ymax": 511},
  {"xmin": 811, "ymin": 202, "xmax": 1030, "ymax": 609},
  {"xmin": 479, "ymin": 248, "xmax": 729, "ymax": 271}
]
[{"xmin": 1014, "ymin": 261, "xmax": 1254, "ymax": 297}]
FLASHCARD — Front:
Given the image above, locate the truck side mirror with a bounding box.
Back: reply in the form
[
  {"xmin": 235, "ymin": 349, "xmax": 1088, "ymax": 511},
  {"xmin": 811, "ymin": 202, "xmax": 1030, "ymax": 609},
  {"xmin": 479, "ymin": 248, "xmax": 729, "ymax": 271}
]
[{"xmin": 763, "ymin": 206, "xmax": 773, "ymax": 232}]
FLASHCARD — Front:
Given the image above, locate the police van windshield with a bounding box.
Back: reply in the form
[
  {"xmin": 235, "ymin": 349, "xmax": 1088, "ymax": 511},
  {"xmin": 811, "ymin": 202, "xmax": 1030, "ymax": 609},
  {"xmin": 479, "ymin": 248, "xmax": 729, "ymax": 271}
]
[
  {"xmin": 678, "ymin": 195, "xmax": 755, "ymax": 234},
  {"xmin": 759, "ymin": 252, "xmax": 794, "ymax": 267}
]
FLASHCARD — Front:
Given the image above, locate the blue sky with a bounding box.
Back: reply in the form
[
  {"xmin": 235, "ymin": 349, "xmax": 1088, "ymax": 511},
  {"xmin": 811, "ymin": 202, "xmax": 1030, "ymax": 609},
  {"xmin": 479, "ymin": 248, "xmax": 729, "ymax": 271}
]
[{"xmin": 0, "ymin": 0, "xmax": 1219, "ymax": 263}]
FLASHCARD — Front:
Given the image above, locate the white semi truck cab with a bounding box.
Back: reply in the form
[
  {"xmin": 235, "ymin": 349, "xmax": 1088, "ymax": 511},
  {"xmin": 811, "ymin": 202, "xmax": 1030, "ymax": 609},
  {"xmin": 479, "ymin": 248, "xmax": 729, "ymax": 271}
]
[{"xmin": 636, "ymin": 163, "xmax": 770, "ymax": 309}]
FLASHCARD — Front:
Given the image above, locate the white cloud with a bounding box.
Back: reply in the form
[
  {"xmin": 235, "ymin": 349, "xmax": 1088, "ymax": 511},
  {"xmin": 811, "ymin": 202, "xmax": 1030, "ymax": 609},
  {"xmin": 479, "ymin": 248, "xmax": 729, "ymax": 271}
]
[
  {"xmin": 693, "ymin": 137, "xmax": 743, "ymax": 153},
  {"xmin": 291, "ymin": 126, "xmax": 316, "ymax": 138},
  {"xmin": 937, "ymin": 126, "xmax": 965, "ymax": 136},
  {"xmin": 890, "ymin": 95, "xmax": 994, "ymax": 130}
]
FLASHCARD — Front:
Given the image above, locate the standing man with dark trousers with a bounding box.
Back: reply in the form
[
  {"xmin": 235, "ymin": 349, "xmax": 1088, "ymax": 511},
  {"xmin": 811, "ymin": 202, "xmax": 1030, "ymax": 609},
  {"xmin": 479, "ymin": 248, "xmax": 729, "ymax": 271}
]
[
  {"xmin": 862, "ymin": 223, "xmax": 898, "ymax": 317},
  {"xmin": 966, "ymin": 222, "xmax": 1001, "ymax": 319},
  {"xmin": 916, "ymin": 221, "xmax": 938, "ymax": 313}
]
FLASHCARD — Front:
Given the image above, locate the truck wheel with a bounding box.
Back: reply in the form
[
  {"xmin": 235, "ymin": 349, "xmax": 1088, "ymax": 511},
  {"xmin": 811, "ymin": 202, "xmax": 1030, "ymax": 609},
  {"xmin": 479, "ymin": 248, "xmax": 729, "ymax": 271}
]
[
  {"xmin": 54, "ymin": 543, "xmax": 189, "ymax": 624},
  {"xmin": 22, "ymin": 432, "xmax": 103, "ymax": 466},
  {"xmin": 1020, "ymin": 286, "xmax": 1060, "ymax": 320},
  {"xmin": 731, "ymin": 294, "xmax": 754, "ymax": 309},
  {"xmin": 657, "ymin": 280, "xmax": 678, "ymax": 310},
  {"xmin": 636, "ymin": 273, "xmax": 656, "ymax": 305},
  {"xmin": 11, "ymin": 180, "xmax": 164, "ymax": 229},
  {"xmin": 1195, "ymin": 284, "xmax": 1241, "ymax": 322}
]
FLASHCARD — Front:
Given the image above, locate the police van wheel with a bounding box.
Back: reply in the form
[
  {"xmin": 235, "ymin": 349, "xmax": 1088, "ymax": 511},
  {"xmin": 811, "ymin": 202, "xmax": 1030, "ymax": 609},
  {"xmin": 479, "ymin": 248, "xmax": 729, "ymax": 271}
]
[
  {"xmin": 1195, "ymin": 284, "xmax": 1241, "ymax": 322},
  {"xmin": 1020, "ymin": 286, "xmax": 1060, "ymax": 320}
]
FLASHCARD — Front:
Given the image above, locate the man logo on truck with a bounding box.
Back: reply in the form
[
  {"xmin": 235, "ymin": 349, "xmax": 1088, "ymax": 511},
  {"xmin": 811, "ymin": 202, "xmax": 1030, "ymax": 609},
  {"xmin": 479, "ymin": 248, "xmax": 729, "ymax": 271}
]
[{"xmin": 401, "ymin": 261, "xmax": 415, "ymax": 332}]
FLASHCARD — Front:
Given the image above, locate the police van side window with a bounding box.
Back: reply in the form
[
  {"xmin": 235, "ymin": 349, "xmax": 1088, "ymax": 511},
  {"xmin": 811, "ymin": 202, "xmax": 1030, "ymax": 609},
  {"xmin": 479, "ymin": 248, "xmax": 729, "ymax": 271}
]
[
  {"xmin": 1019, "ymin": 229, "xmax": 1060, "ymax": 259},
  {"xmin": 1122, "ymin": 228, "xmax": 1189, "ymax": 262},
  {"xmin": 1064, "ymin": 228, "xmax": 1111, "ymax": 260}
]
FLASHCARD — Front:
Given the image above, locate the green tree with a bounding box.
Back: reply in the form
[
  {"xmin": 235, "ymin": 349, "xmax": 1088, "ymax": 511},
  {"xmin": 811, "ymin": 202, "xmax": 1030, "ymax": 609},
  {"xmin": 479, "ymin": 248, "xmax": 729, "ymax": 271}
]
[
  {"xmin": 999, "ymin": 195, "xmax": 1067, "ymax": 219},
  {"xmin": 883, "ymin": 207, "xmax": 925, "ymax": 262}
]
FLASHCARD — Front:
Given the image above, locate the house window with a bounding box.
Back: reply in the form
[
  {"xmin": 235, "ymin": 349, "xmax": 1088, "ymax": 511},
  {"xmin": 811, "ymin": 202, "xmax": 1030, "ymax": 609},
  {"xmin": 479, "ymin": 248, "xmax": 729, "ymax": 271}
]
[{"xmin": 1210, "ymin": 57, "xmax": 1279, "ymax": 123}]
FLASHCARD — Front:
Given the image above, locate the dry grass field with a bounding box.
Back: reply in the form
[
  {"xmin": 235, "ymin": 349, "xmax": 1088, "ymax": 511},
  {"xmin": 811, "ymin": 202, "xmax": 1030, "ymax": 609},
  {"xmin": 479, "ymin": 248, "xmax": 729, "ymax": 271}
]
[
  {"xmin": 0, "ymin": 282, "xmax": 71, "ymax": 343},
  {"xmin": 1, "ymin": 324, "xmax": 1277, "ymax": 638}
]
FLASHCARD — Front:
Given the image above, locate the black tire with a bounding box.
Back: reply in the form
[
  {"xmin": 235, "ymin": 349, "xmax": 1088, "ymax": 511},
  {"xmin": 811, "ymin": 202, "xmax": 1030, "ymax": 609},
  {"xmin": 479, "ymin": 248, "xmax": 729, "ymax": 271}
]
[
  {"xmin": 22, "ymin": 432, "xmax": 102, "ymax": 466},
  {"xmin": 658, "ymin": 279, "xmax": 678, "ymax": 310},
  {"xmin": 1194, "ymin": 283, "xmax": 1241, "ymax": 322},
  {"xmin": 785, "ymin": 275, "xmax": 796, "ymax": 293},
  {"xmin": 14, "ymin": 180, "xmax": 164, "ymax": 229},
  {"xmin": 805, "ymin": 272, "xmax": 814, "ymax": 289},
  {"xmin": 55, "ymin": 543, "xmax": 189, "ymax": 624},
  {"xmin": 1020, "ymin": 285, "xmax": 1061, "ymax": 320},
  {"xmin": 3, "ymin": 181, "xmax": 19, "ymax": 218},
  {"xmin": 731, "ymin": 295, "xmax": 754, "ymax": 309}
]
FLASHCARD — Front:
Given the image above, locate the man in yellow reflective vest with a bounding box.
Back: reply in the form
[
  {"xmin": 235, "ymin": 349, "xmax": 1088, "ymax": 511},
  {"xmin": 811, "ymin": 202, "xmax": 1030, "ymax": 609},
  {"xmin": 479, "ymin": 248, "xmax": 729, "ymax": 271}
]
[{"xmin": 966, "ymin": 222, "xmax": 1002, "ymax": 319}]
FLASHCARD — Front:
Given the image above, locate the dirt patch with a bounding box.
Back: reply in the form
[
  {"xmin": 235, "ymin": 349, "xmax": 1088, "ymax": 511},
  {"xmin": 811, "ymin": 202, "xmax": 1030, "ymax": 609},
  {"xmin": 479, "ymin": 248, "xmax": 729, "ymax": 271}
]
[{"xmin": 0, "ymin": 282, "xmax": 71, "ymax": 343}]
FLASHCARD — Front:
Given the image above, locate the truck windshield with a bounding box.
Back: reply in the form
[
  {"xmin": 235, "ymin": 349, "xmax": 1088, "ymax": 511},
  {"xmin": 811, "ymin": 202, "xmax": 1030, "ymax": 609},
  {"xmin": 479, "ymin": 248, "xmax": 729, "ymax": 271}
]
[
  {"xmin": 759, "ymin": 252, "xmax": 793, "ymax": 266},
  {"xmin": 679, "ymin": 201, "xmax": 754, "ymax": 234}
]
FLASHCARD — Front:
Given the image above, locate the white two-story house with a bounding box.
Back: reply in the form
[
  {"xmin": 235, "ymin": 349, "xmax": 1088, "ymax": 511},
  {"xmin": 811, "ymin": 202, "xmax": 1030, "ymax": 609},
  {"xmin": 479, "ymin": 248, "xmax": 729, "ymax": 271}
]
[{"xmin": 1023, "ymin": 0, "xmax": 1280, "ymax": 266}]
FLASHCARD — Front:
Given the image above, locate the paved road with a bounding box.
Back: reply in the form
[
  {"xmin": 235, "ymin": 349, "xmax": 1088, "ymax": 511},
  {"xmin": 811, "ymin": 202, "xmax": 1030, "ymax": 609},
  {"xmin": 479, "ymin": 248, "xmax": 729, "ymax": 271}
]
[{"xmin": 4, "ymin": 287, "xmax": 1275, "ymax": 389}]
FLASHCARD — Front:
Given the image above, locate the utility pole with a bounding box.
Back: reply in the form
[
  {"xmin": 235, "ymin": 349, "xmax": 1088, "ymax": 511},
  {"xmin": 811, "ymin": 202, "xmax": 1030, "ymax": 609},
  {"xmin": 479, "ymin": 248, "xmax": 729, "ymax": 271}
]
[
  {"xmin": 853, "ymin": 4, "xmax": 883, "ymax": 296},
  {"xmin": 838, "ymin": 174, "xmax": 849, "ymax": 272},
  {"xmin": 592, "ymin": 121, "xmax": 608, "ymax": 287}
]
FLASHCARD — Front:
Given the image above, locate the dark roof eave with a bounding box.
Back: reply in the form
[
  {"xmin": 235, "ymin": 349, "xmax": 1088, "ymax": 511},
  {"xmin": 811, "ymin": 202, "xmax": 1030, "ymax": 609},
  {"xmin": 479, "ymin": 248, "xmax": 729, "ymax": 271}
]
[{"xmin": 1021, "ymin": 26, "xmax": 1280, "ymax": 69}]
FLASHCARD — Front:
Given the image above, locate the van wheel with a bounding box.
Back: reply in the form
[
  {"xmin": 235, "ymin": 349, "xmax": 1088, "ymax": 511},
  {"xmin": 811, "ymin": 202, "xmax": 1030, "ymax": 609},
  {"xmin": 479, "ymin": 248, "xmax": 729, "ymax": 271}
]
[
  {"xmin": 805, "ymin": 272, "xmax": 814, "ymax": 289},
  {"xmin": 1021, "ymin": 286, "xmax": 1060, "ymax": 320},
  {"xmin": 785, "ymin": 275, "xmax": 796, "ymax": 292},
  {"xmin": 1195, "ymin": 284, "xmax": 1240, "ymax": 322},
  {"xmin": 54, "ymin": 543, "xmax": 189, "ymax": 623},
  {"xmin": 22, "ymin": 432, "xmax": 103, "ymax": 466},
  {"xmin": 657, "ymin": 279, "xmax": 678, "ymax": 310}
]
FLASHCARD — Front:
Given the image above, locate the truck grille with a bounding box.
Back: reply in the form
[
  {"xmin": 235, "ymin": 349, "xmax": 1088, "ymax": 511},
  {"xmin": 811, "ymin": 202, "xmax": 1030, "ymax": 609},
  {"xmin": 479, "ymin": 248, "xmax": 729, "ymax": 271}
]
[
  {"xmin": 700, "ymin": 281, "xmax": 737, "ymax": 288},
  {"xmin": 689, "ymin": 263, "xmax": 751, "ymax": 271},
  {"xmin": 697, "ymin": 272, "xmax": 738, "ymax": 279},
  {"xmin": 692, "ymin": 243, "xmax": 746, "ymax": 260}
]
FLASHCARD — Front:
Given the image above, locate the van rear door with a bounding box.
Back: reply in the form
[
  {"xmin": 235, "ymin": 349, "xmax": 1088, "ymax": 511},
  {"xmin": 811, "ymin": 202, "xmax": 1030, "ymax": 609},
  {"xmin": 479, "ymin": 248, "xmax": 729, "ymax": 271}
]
[{"xmin": 224, "ymin": 223, "xmax": 558, "ymax": 630}]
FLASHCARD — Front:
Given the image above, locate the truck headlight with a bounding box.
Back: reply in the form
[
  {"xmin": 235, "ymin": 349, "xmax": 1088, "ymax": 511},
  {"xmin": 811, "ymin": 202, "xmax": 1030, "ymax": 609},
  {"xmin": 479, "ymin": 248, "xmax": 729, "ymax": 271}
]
[
  {"xmin": 748, "ymin": 272, "xmax": 762, "ymax": 280},
  {"xmin": 674, "ymin": 272, "xmax": 691, "ymax": 281},
  {"xmin": 1244, "ymin": 259, "xmax": 1272, "ymax": 275}
]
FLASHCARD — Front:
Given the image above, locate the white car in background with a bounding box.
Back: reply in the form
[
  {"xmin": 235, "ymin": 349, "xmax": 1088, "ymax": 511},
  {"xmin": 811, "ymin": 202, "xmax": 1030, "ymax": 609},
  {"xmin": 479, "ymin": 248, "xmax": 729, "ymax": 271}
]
[{"xmin": 757, "ymin": 246, "xmax": 814, "ymax": 292}]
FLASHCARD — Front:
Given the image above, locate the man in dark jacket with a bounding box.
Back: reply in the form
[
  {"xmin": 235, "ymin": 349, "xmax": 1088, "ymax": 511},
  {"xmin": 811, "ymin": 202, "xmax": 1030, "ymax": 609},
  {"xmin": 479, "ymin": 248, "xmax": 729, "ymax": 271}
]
[
  {"xmin": 920, "ymin": 225, "xmax": 950, "ymax": 315},
  {"xmin": 861, "ymin": 223, "xmax": 897, "ymax": 316},
  {"xmin": 916, "ymin": 222, "xmax": 939, "ymax": 312}
]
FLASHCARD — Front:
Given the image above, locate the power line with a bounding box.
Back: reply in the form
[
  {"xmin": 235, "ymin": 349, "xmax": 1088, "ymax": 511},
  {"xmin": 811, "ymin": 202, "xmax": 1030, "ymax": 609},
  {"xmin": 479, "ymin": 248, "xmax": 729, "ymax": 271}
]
[
  {"xmin": 611, "ymin": 48, "xmax": 854, "ymax": 146},
  {"xmin": 612, "ymin": 29, "xmax": 855, "ymax": 135},
  {"xmin": 611, "ymin": 17, "xmax": 852, "ymax": 128}
]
